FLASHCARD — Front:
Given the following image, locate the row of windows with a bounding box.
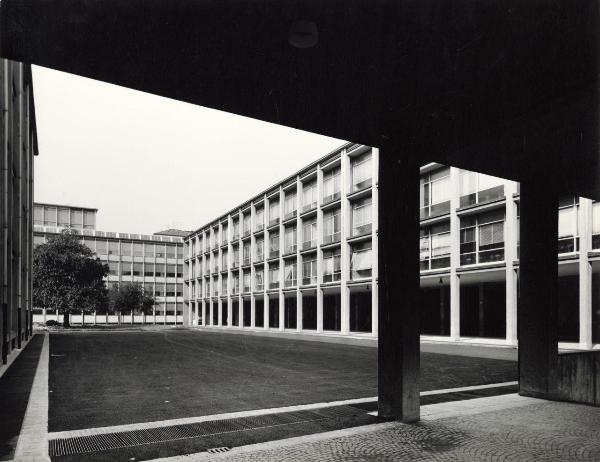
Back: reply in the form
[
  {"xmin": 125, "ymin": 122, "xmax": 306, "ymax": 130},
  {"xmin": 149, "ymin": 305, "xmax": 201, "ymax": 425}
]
[
  {"xmin": 106, "ymin": 281, "xmax": 183, "ymax": 297},
  {"xmin": 189, "ymin": 243, "xmax": 370, "ymax": 298},
  {"xmin": 106, "ymin": 262, "xmax": 183, "ymax": 278},
  {"xmin": 34, "ymin": 235, "xmax": 183, "ymax": 259},
  {"xmin": 34, "ymin": 205, "xmax": 96, "ymax": 229},
  {"xmin": 188, "ymin": 150, "xmax": 373, "ymax": 256}
]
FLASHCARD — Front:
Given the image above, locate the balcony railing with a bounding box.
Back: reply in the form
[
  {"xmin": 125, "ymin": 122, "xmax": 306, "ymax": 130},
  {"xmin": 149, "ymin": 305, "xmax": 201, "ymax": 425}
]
[
  {"xmin": 269, "ymin": 249, "xmax": 280, "ymax": 259},
  {"xmin": 284, "ymin": 211, "xmax": 296, "ymax": 221},
  {"xmin": 302, "ymin": 202, "xmax": 317, "ymax": 212},
  {"xmin": 269, "ymin": 218, "xmax": 280, "ymax": 227},
  {"xmin": 302, "ymin": 240, "xmax": 316, "ymax": 250},
  {"xmin": 323, "ymin": 233, "xmax": 341, "ymax": 245},
  {"xmin": 322, "ymin": 272, "xmax": 341, "ymax": 283},
  {"xmin": 322, "ymin": 191, "xmax": 341, "ymax": 205},
  {"xmin": 350, "ymin": 268, "xmax": 372, "ymax": 280},
  {"xmin": 233, "ymin": 232, "xmax": 240, "ymax": 240},
  {"xmin": 232, "ymin": 260, "xmax": 239, "ymax": 269},
  {"xmin": 256, "ymin": 253, "xmax": 264, "ymax": 261},
  {"xmin": 255, "ymin": 283, "xmax": 264, "ymax": 291},
  {"xmin": 302, "ymin": 275, "xmax": 317, "ymax": 285},
  {"xmin": 284, "ymin": 278, "xmax": 296, "ymax": 288},
  {"xmin": 270, "ymin": 281, "xmax": 279, "ymax": 289},
  {"xmin": 242, "ymin": 256, "xmax": 251, "ymax": 266},
  {"xmin": 284, "ymin": 245, "xmax": 297, "ymax": 255},
  {"xmin": 352, "ymin": 223, "xmax": 372, "ymax": 237},
  {"xmin": 352, "ymin": 178, "xmax": 372, "ymax": 192},
  {"xmin": 255, "ymin": 223, "xmax": 264, "ymax": 232},
  {"xmin": 243, "ymin": 228, "xmax": 251, "ymax": 237},
  {"xmin": 243, "ymin": 285, "xmax": 251, "ymax": 293}
]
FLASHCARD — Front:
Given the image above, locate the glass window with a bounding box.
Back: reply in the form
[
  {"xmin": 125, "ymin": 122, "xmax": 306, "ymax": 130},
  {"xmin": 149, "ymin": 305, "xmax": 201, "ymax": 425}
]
[
  {"xmin": 233, "ymin": 219, "xmax": 240, "ymax": 239},
  {"xmin": 133, "ymin": 242, "xmax": 143, "ymax": 257},
  {"xmin": 351, "ymin": 151, "xmax": 372, "ymax": 192},
  {"xmin": 133, "ymin": 263, "xmax": 143, "ymax": 276},
  {"xmin": 558, "ymin": 197, "xmax": 578, "ymax": 253},
  {"xmin": 460, "ymin": 210, "xmax": 505, "ymax": 265},
  {"xmin": 222, "ymin": 276, "xmax": 228, "ymax": 294},
  {"xmin": 82, "ymin": 238, "xmax": 95, "ymax": 252},
  {"xmin": 213, "ymin": 277, "xmax": 219, "ymax": 296},
  {"xmin": 108, "ymin": 241, "xmax": 119, "ymax": 255},
  {"xmin": 214, "ymin": 228, "xmax": 220, "ymax": 247},
  {"xmin": 58, "ymin": 208, "xmax": 70, "ymax": 227},
  {"xmin": 268, "ymin": 199, "xmax": 280, "ymax": 226},
  {"xmin": 122, "ymin": 261, "xmax": 132, "ymax": 276},
  {"xmin": 352, "ymin": 197, "xmax": 372, "ymax": 236},
  {"xmin": 420, "ymin": 167, "xmax": 451, "ymax": 219},
  {"xmin": 243, "ymin": 271, "xmax": 251, "ymax": 292},
  {"xmin": 95, "ymin": 239, "xmax": 108, "ymax": 255},
  {"xmin": 155, "ymin": 263, "xmax": 165, "ymax": 277},
  {"xmin": 284, "ymin": 190, "xmax": 297, "ymax": 219},
  {"xmin": 593, "ymin": 202, "xmax": 600, "ymax": 249},
  {"xmin": 176, "ymin": 245, "xmax": 183, "ymax": 258},
  {"xmin": 269, "ymin": 263, "xmax": 279, "ymax": 289},
  {"xmin": 222, "ymin": 224, "xmax": 228, "ymax": 244},
  {"xmin": 243, "ymin": 213, "xmax": 251, "ymax": 235},
  {"xmin": 302, "ymin": 254, "xmax": 317, "ymax": 285},
  {"xmin": 323, "ymin": 208, "xmax": 341, "ymax": 244},
  {"xmin": 284, "ymin": 260, "xmax": 297, "ymax": 287},
  {"xmin": 243, "ymin": 241, "xmax": 251, "ymax": 265},
  {"xmin": 255, "ymin": 238, "xmax": 264, "ymax": 261},
  {"xmin": 269, "ymin": 231, "xmax": 280, "ymax": 258},
  {"xmin": 155, "ymin": 244, "xmax": 165, "ymax": 258},
  {"xmin": 121, "ymin": 241, "xmax": 132, "ymax": 256},
  {"xmin": 255, "ymin": 208, "xmax": 264, "ymax": 231},
  {"xmin": 420, "ymin": 222, "xmax": 451, "ymax": 271},
  {"xmin": 155, "ymin": 284, "xmax": 164, "ymax": 297},
  {"xmin": 176, "ymin": 264, "xmax": 183, "ymax": 278},
  {"xmin": 166, "ymin": 284, "xmax": 176, "ymax": 297},
  {"xmin": 222, "ymin": 250, "xmax": 228, "ymax": 270},
  {"xmin": 459, "ymin": 170, "xmax": 504, "ymax": 207},
  {"xmin": 323, "ymin": 248, "xmax": 341, "ymax": 283},
  {"xmin": 255, "ymin": 268, "xmax": 264, "ymax": 291},
  {"xmin": 166, "ymin": 245, "xmax": 176, "ymax": 258},
  {"xmin": 284, "ymin": 226, "xmax": 297, "ymax": 254},
  {"xmin": 350, "ymin": 242, "xmax": 372, "ymax": 279},
  {"xmin": 144, "ymin": 243, "xmax": 154, "ymax": 257},
  {"xmin": 70, "ymin": 209, "xmax": 83, "ymax": 228},
  {"xmin": 232, "ymin": 245, "xmax": 240, "ymax": 267},
  {"xmin": 144, "ymin": 263, "xmax": 154, "ymax": 277},
  {"xmin": 323, "ymin": 167, "xmax": 341, "ymax": 203},
  {"xmin": 44, "ymin": 206, "xmax": 57, "ymax": 226},
  {"xmin": 83, "ymin": 210, "xmax": 95, "ymax": 229},
  {"xmin": 34, "ymin": 206, "xmax": 43, "ymax": 226},
  {"xmin": 108, "ymin": 261, "xmax": 119, "ymax": 276},
  {"xmin": 302, "ymin": 219, "xmax": 317, "ymax": 249},
  {"xmin": 302, "ymin": 181, "xmax": 317, "ymax": 211}
]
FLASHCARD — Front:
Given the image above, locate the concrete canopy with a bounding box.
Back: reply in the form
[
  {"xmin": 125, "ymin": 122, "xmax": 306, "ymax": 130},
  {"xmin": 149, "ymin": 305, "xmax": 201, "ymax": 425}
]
[{"xmin": 1, "ymin": 0, "xmax": 598, "ymax": 194}]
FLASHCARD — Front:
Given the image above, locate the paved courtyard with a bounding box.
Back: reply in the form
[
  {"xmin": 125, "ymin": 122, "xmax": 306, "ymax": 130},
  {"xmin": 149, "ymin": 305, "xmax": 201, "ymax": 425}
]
[{"xmin": 48, "ymin": 329, "xmax": 517, "ymax": 432}]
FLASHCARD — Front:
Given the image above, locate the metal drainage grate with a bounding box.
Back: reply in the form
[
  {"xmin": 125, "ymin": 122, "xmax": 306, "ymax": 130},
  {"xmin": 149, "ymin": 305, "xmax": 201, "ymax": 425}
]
[
  {"xmin": 207, "ymin": 446, "xmax": 231, "ymax": 454},
  {"xmin": 49, "ymin": 405, "xmax": 366, "ymax": 457}
]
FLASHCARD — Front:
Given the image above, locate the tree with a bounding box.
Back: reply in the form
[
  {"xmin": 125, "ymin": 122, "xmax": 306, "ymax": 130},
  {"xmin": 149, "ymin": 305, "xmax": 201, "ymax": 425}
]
[
  {"xmin": 33, "ymin": 229, "xmax": 108, "ymax": 327},
  {"xmin": 107, "ymin": 282, "xmax": 155, "ymax": 321}
]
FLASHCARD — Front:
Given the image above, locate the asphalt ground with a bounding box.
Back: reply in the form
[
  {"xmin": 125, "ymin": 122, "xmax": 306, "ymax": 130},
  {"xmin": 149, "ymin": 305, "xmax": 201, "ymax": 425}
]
[{"xmin": 48, "ymin": 330, "xmax": 517, "ymax": 433}]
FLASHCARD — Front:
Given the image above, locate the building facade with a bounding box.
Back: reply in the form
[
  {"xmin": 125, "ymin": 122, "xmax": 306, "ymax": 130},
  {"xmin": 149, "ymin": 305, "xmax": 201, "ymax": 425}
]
[
  {"xmin": 33, "ymin": 203, "xmax": 186, "ymax": 324},
  {"xmin": 184, "ymin": 143, "xmax": 600, "ymax": 350},
  {"xmin": 0, "ymin": 60, "xmax": 38, "ymax": 364}
]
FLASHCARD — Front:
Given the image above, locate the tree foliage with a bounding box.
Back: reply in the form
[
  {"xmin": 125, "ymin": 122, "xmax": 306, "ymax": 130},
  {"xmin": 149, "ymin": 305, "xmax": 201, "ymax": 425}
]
[
  {"xmin": 33, "ymin": 229, "xmax": 108, "ymax": 323},
  {"xmin": 107, "ymin": 282, "xmax": 155, "ymax": 315}
]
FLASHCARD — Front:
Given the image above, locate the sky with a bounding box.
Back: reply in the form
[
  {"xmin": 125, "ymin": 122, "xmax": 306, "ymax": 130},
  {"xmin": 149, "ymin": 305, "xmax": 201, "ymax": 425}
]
[{"xmin": 32, "ymin": 66, "xmax": 345, "ymax": 235}]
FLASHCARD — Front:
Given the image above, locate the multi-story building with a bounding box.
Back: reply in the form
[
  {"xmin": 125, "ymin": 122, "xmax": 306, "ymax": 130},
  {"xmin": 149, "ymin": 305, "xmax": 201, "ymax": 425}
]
[
  {"xmin": 0, "ymin": 59, "xmax": 38, "ymax": 364},
  {"xmin": 33, "ymin": 203, "xmax": 187, "ymax": 324},
  {"xmin": 184, "ymin": 143, "xmax": 600, "ymax": 350}
]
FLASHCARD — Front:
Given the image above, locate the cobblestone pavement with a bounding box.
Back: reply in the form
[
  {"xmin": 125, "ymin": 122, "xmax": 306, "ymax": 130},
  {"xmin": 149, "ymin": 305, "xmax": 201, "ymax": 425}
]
[{"xmin": 156, "ymin": 395, "xmax": 600, "ymax": 462}]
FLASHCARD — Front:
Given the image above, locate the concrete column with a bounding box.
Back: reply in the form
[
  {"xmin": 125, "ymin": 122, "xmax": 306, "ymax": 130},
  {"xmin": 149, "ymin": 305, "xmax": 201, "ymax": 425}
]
[
  {"xmin": 42, "ymin": 308, "xmax": 46, "ymax": 323},
  {"xmin": 518, "ymin": 181, "xmax": 558, "ymax": 399},
  {"xmin": 238, "ymin": 293, "xmax": 243, "ymax": 329},
  {"xmin": 278, "ymin": 291, "xmax": 285, "ymax": 331},
  {"xmin": 371, "ymin": 148, "xmax": 379, "ymax": 337},
  {"xmin": 377, "ymin": 150, "xmax": 420, "ymax": 423},
  {"xmin": 296, "ymin": 288, "xmax": 303, "ymax": 332},
  {"xmin": 449, "ymin": 167, "xmax": 461, "ymax": 340},
  {"xmin": 316, "ymin": 167, "xmax": 324, "ymax": 332},
  {"xmin": 227, "ymin": 295, "xmax": 233, "ymax": 327},
  {"xmin": 340, "ymin": 148, "xmax": 351, "ymax": 334},
  {"xmin": 505, "ymin": 181, "xmax": 519, "ymax": 346},
  {"xmin": 579, "ymin": 198, "xmax": 593, "ymax": 349},
  {"xmin": 217, "ymin": 297, "xmax": 222, "ymax": 327}
]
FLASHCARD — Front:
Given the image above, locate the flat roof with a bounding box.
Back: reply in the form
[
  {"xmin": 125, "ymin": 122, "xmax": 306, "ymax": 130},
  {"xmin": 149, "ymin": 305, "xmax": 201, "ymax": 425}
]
[{"xmin": 34, "ymin": 202, "xmax": 98, "ymax": 212}]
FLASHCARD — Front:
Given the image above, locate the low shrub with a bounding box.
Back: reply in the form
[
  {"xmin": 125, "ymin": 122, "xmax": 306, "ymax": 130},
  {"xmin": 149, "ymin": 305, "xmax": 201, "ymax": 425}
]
[{"xmin": 45, "ymin": 319, "xmax": 61, "ymax": 327}]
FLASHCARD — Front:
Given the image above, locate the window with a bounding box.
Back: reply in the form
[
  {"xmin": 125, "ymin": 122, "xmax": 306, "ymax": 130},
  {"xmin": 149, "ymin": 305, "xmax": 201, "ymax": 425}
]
[
  {"xmin": 350, "ymin": 242, "xmax": 372, "ymax": 279},
  {"xmin": 58, "ymin": 208, "xmax": 70, "ymax": 227},
  {"xmin": 284, "ymin": 190, "xmax": 297, "ymax": 219},
  {"xmin": 176, "ymin": 245, "xmax": 183, "ymax": 258},
  {"xmin": 166, "ymin": 245, "xmax": 176, "ymax": 258},
  {"xmin": 459, "ymin": 170, "xmax": 504, "ymax": 207},
  {"xmin": 204, "ymin": 258, "xmax": 210, "ymax": 274},
  {"xmin": 155, "ymin": 244, "xmax": 165, "ymax": 258},
  {"xmin": 122, "ymin": 262, "xmax": 132, "ymax": 276},
  {"xmin": 70, "ymin": 209, "xmax": 83, "ymax": 228},
  {"xmin": 269, "ymin": 231, "xmax": 280, "ymax": 258},
  {"xmin": 166, "ymin": 284, "xmax": 176, "ymax": 297},
  {"xmin": 166, "ymin": 264, "xmax": 176, "ymax": 278},
  {"xmin": 222, "ymin": 251, "xmax": 228, "ymax": 270},
  {"xmin": 593, "ymin": 202, "xmax": 600, "ymax": 249},
  {"xmin": 108, "ymin": 262, "xmax": 119, "ymax": 276},
  {"xmin": 323, "ymin": 167, "xmax": 341, "ymax": 204},
  {"xmin": 255, "ymin": 268, "xmax": 264, "ymax": 291},
  {"xmin": 222, "ymin": 224, "xmax": 228, "ymax": 244},
  {"xmin": 95, "ymin": 240, "xmax": 108, "ymax": 255},
  {"xmin": 268, "ymin": 199, "xmax": 280, "ymax": 226},
  {"xmin": 420, "ymin": 222, "xmax": 451, "ymax": 271},
  {"xmin": 558, "ymin": 196, "xmax": 578, "ymax": 253},
  {"xmin": 155, "ymin": 284, "xmax": 164, "ymax": 297},
  {"xmin": 155, "ymin": 263, "xmax": 165, "ymax": 277},
  {"xmin": 351, "ymin": 151, "xmax": 372, "ymax": 192},
  {"xmin": 284, "ymin": 226, "xmax": 297, "ymax": 254},
  {"xmin": 211, "ymin": 256, "xmax": 218, "ymax": 273},
  {"xmin": 33, "ymin": 235, "xmax": 44, "ymax": 247},
  {"xmin": 243, "ymin": 241, "xmax": 251, "ymax": 265},
  {"xmin": 34, "ymin": 206, "xmax": 43, "ymax": 226},
  {"xmin": 323, "ymin": 208, "xmax": 341, "ymax": 244},
  {"xmin": 176, "ymin": 264, "xmax": 183, "ymax": 278},
  {"xmin": 222, "ymin": 276, "xmax": 228, "ymax": 294},
  {"xmin": 323, "ymin": 248, "xmax": 341, "ymax": 282},
  {"xmin": 284, "ymin": 260, "xmax": 297, "ymax": 287},
  {"xmin": 133, "ymin": 242, "xmax": 143, "ymax": 257},
  {"xmin": 232, "ymin": 245, "xmax": 240, "ymax": 268},
  {"xmin": 302, "ymin": 254, "xmax": 317, "ymax": 285},
  {"xmin": 144, "ymin": 263, "xmax": 154, "ymax": 277},
  {"xmin": 243, "ymin": 271, "xmax": 251, "ymax": 293},
  {"xmin": 269, "ymin": 263, "xmax": 279, "ymax": 289},
  {"xmin": 44, "ymin": 206, "xmax": 57, "ymax": 226},
  {"xmin": 144, "ymin": 243, "xmax": 154, "ymax": 257},
  {"xmin": 233, "ymin": 274, "xmax": 240, "ymax": 294},
  {"xmin": 352, "ymin": 197, "xmax": 372, "ymax": 236},
  {"xmin": 255, "ymin": 208, "xmax": 264, "ymax": 231},
  {"xmin": 213, "ymin": 277, "xmax": 219, "ymax": 296},
  {"xmin": 255, "ymin": 238, "xmax": 264, "ymax": 261},
  {"xmin": 83, "ymin": 210, "xmax": 95, "ymax": 229},
  {"xmin": 196, "ymin": 238, "xmax": 203, "ymax": 256},
  {"xmin": 420, "ymin": 167, "xmax": 451, "ymax": 219},
  {"xmin": 233, "ymin": 219, "xmax": 240, "ymax": 239},
  {"xmin": 243, "ymin": 213, "xmax": 251, "ymax": 236},
  {"xmin": 214, "ymin": 228, "xmax": 220, "ymax": 248},
  {"xmin": 460, "ymin": 210, "xmax": 505, "ymax": 265},
  {"xmin": 302, "ymin": 219, "xmax": 317, "ymax": 249},
  {"xmin": 133, "ymin": 263, "xmax": 143, "ymax": 276},
  {"xmin": 302, "ymin": 181, "xmax": 317, "ymax": 211}
]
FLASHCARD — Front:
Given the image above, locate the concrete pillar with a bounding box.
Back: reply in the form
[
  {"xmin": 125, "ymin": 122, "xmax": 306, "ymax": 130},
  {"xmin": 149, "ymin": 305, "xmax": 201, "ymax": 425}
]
[
  {"xmin": 296, "ymin": 288, "xmax": 303, "ymax": 331},
  {"xmin": 340, "ymin": 148, "xmax": 351, "ymax": 334},
  {"xmin": 278, "ymin": 291, "xmax": 285, "ymax": 331},
  {"xmin": 518, "ymin": 181, "xmax": 558, "ymax": 399},
  {"xmin": 371, "ymin": 148, "xmax": 379, "ymax": 337},
  {"xmin": 579, "ymin": 198, "xmax": 593, "ymax": 349},
  {"xmin": 449, "ymin": 167, "xmax": 461, "ymax": 340},
  {"xmin": 316, "ymin": 167, "xmax": 324, "ymax": 333},
  {"xmin": 377, "ymin": 150, "xmax": 420, "ymax": 423},
  {"xmin": 505, "ymin": 181, "xmax": 519, "ymax": 346}
]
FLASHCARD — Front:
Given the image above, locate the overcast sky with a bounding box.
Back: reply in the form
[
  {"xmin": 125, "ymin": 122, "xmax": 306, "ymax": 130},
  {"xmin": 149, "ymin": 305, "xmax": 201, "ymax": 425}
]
[{"xmin": 32, "ymin": 65, "xmax": 345, "ymax": 235}]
